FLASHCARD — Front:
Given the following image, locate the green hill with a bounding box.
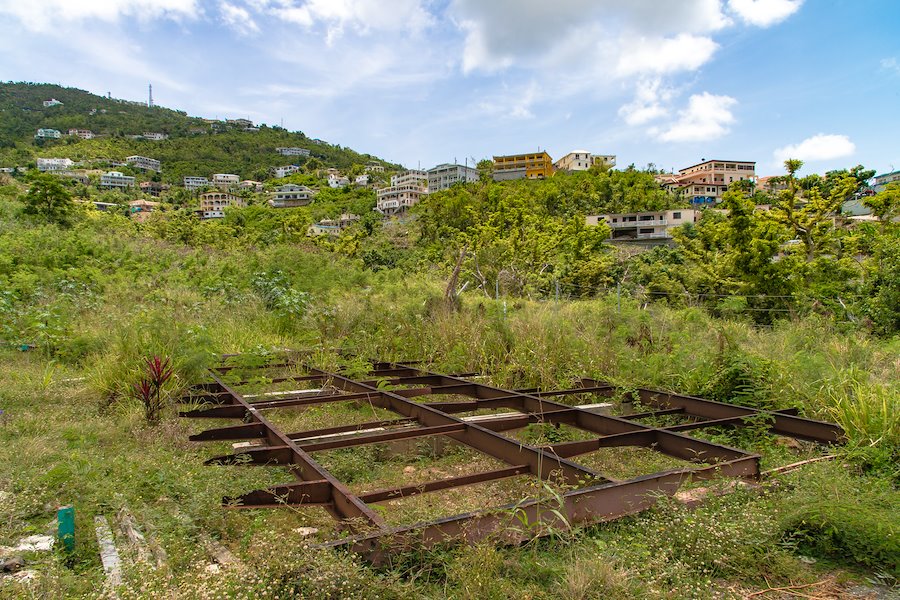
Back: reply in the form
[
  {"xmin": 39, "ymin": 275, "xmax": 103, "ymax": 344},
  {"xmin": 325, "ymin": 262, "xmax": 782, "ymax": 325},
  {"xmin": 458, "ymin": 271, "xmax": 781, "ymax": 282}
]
[{"xmin": 0, "ymin": 81, "xmax": 397, "ymax": 182}]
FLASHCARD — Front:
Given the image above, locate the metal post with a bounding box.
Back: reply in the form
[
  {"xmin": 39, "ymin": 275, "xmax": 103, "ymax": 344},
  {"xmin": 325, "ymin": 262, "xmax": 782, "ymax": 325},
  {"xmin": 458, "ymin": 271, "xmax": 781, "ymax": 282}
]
[{"xmin": 617, "ymin": 282, "xmax": 621, "ymax": 313}]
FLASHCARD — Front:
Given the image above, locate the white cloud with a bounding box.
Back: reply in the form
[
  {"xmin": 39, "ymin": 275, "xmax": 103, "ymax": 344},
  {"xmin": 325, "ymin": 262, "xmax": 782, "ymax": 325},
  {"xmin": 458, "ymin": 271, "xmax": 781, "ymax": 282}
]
[
  {"xmin": 0, "ymin": 0, "xmax": 199, "ymax": 31},
  {"xmin": 451, "ymin": 0, "xmax": 729, "ymax": 76},
  {"xmin": 728, "ymin": 0, "xmax": 802, "ymax": 27},
  {"xmin": 881, "ymin": 57, "xmax": 900, "ymax": 74},
  {"xmin": 773, "ymin": 134, "xmax": 855, "ymax": 164},
  {"xmin": 264, "ymin": 0, "xmax": 433, "ymax": 44},
  {"xmin": 220, "ymin": 2, "xmax": 259, "ymax": 36},
  {"xmin": 618, "ymin": 78, "xmax": 674, "ymax": 125},
  {"xmin": 658, "ymin": 92, "xmax": 737, "ymax": 143}
]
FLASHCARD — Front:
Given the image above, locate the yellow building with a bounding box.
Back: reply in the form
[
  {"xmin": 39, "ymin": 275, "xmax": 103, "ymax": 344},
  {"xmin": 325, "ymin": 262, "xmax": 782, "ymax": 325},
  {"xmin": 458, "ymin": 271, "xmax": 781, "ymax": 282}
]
[{"xmin": 492, "ymin": 151, "xmax": 553, "ymax": 181}]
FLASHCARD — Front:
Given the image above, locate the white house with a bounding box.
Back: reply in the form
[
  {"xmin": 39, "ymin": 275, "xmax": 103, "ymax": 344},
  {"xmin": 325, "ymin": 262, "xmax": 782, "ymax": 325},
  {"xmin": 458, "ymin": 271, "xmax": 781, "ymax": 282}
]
[
  {"xmin": 184, "ymin": 176, "xmax": 209, "ymax": 191},
  {"xmin": 269, "ymin": 184, "xmax": 316, "ymax": 208},
  {"xmin": 35, "ymin": 129, "xmax": 62, "ymax": 140},
  {"xmin": 426, "ymin": 163, "xmax": 478, "ymax": 191},
  {"xmin": 42, "ymin": 99, "xmax": 63, "ymax": 108},
  {"xmin": 142, "ymin": 132, "xmax": 168, "ymax": 141},
  {"xmin": 586, "ymin": 209, "xmax": 701, "ymax": 241},
  {"xmin": 328, "ymin": 173, "xmax": 350, "ymax": 188},
  {"xmin": 100, "ymin": 171, "xmax": 136, "ymax": 190},
  {"xmin": 276, "ymin": 147, "xmax": 310, "ymax": 157},
  {"xmin": 376, "ymin": 171, "xmax": 428, "ymax": 216},
  {"xmin": 125, "ymin": 155, "xmax": 161, "ymax": 172},
  {"xmin": 211, "ymin": 173, "xmax": 240, "ymax": 188},
  {"xmin": 198, "ymin": 192, "xmax": 245, "ymax": 219},
  {"xmin": 67, "ymin": 129, "xmax": 95, "ymax": 140},
  {"xmin": 37, "ymin": 158, "xmax": 75, "ymax": 172},
  {"xmin": 355, "ymin": 174, "xmax": 370, "ymax": 186},
  {"xmin": 273, "ymin": 165, "xmax": 301, "ymax": 178}
]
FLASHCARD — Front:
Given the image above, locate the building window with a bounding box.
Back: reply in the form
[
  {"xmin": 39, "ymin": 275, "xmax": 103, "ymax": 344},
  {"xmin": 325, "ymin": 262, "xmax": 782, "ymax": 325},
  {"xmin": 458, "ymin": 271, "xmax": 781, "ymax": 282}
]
[
  {"xmin": 639, "ymin": 228, "xmax": 654, "ymax": 234},
  {"xmin": 673, "ymin": 212, "xmax": 681, "ymax": 219}
]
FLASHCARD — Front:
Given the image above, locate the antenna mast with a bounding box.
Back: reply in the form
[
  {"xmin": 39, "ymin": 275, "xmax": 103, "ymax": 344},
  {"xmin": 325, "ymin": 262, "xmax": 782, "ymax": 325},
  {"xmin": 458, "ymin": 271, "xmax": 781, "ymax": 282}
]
[{"xmin": 148, "ymin": 83, "xmax": 153, "ymax": 108}]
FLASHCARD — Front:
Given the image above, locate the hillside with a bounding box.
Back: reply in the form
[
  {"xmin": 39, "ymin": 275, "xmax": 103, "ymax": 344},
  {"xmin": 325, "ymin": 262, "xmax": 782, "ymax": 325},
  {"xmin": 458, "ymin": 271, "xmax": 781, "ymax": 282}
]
[{"xmin": 0, "ymin": 82, "xmax": 397, "ymax": 181}]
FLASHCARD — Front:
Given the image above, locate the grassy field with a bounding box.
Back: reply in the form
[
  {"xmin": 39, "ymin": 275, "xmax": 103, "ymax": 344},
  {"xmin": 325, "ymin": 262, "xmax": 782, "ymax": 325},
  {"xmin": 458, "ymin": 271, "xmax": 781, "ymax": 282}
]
[{"xmin": 0, "ymin": 198, "xmax": 897, "ymax": 598}]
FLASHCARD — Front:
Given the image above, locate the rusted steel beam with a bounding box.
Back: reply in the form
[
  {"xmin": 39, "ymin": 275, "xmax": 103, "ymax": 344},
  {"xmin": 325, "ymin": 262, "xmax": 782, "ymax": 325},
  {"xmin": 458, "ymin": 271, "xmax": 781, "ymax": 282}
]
[
  {"xmin": 621, "ymin": 407, "xmax": 686, "ymax": 420},
  {"xmin": 287, "ymin": 418, "xmax": 417, "ymax": 441},
  {"xmin": 298, "ymin": 423, "xmax": 466, "ymax": 453},
  {"xmin": 213, "ymin": 362, "xmax": 294, "ymax": 372},
  {"xmin": 664, "ymin": 416, "xmax": 747, "ymax": 432},
  {"xmin": 190, "ymin": 422, "xmax": 267, "ymax": 442},
  {"xmin": 317, "ymin": 456, "xmax": 760, "ymax": 565},
  {"xmin": 248, "ymin": 391, "xmax": 379, "ymax": 410},
  {"xmin": 206, "ymin": 445, "xmax": 293, "ymax": 466},
  {"xmin": 180, "ymin": 405, "xmax": 247, "ymax": 419},
  {"xmin": 358, "ymin": 465, "xmax": 531, "ymax": 504},
  {"xmin": 224, "ymin": 480, "xmax": 332, "ymax": 508}
]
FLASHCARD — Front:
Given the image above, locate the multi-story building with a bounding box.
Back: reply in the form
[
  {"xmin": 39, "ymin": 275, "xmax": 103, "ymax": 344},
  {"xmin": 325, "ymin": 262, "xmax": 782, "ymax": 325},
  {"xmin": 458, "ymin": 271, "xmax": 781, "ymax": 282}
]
[
  {"xmin": 493, "ymin": 151, "xmax": 553, "ymax": 181},
  {"xmin": 355, "ymin": 174, "xmax": 370, "ymax": 186},
  {"xmin": 139, "ymin": 181, "xmax": 169, "ymax": 197},
  {"xmin": 35, "ymin": 128, "xmax": 62, "ymax": 140},
  {"xmin": 586, "ymin": 209, "xmax": 701, "ymax": 241},
  {"xmin": 269, "ymin": 184, "xmax": 316, "ymax": 208},
  {"xmin": 67, "ymin": 129, "xmax": 95, "ymax": 140},
  {"xmin": 239, "ymin": 180, "xmax": 264, "ymax": 192},
  {"xmin": 37, "ymin": 157, "xmax": 75, "ymax": 172},
  {"xmin": 198, "ymin": 192, "xmax": 244, "ymax": 219},
  {"xmin": 42, "ymin": 99, "xmax": 63, "ymax": 108},
  {"xmin": 593, "ymin": 155, "xmax": 617, "ymax": 168},
  {"xmin": 276, "ymin": 147, "xmax": 310, "ymax": 157},
  {"xmin": 552, "ymin": 151, "xmax": 617, "ymax": 172},
  {"xmin": 376, "ymin": 171, "xmax": 428, "ymax": 216},
  {"xmin": 125, "ymin": 155, "xmax": 161, "ymax": 172},
  {"xmin": 427, "ymin": 163, "xmax": 478, "ymax": 191},
  {"xmin": 873, "ymin": 169, "xmax": 900, "ymax": 193},
  {"xmin": 100, "ymin": 171, "xmax": 136, "ymax": 189},
  {"xmin": 142, "ymin": 132, "xmax": 168, "ymax": 141},
  {"xmin": 365, "ymin": 163, "xmax": 385, "ymax": 173},
  {"xmin": 273, "ymin": 165, "xmax": 301, "ymax": 178},
  {"xmin": 226, "ymin": 118, "xmax": 253, "ymax": 128},
  {"xmin": 658, "ymin": 159, "xmax": 756, "ymax": 205},
  {"xmin": 211, "ymin": 173, "xmax": 240, "ymax": 188},
  {"xmin": 328, "ymin": 173, "xmax": 351, "ymax": 188},
  {"xmin": 184, "ymin": 176, "xmax": 209, "ymax": 191}
]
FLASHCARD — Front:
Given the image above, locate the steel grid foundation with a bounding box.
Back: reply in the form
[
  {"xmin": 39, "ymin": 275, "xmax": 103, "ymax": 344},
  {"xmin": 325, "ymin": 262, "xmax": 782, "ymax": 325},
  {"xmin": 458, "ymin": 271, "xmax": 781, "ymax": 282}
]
[{"xmin": 180, "ymin": 353, "xmax": 844, "ymax": 563}]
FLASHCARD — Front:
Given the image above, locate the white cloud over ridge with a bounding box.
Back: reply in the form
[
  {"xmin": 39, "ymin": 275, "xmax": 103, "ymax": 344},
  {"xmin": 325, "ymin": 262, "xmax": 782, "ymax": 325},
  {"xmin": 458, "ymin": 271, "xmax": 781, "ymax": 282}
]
[
  {"xmin": 728, "ymin": 0, "xmax": 803, "ymax": 27},
  {"xmin": 657, "ymin": 92, "xmax": 737, "ymax": 143},
  {"xmin": 773, "ymin": 134, "xmax": 856, "ymax": 164},
  {"xmin": 0, "ymin": 0, "xmax": 199, "ymax": 31},
  {"xmin": 220, "ymin": 2, "xmax": 259, "ymax": 36}
]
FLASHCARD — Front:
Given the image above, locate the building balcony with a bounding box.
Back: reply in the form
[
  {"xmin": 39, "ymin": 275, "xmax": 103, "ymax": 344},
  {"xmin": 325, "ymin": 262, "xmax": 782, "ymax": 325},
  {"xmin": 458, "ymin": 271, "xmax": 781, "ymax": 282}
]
[{"xmin": 608, "ymin": 219, "xmax": 667, "ymax": 228}]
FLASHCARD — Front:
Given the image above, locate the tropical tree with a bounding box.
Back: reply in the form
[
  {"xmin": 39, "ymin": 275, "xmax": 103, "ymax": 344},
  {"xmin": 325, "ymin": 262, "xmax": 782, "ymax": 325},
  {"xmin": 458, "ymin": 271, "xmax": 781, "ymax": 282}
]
[{"xmin": 21, "ymin": 172, "xmax": 74, "ymax": 226}]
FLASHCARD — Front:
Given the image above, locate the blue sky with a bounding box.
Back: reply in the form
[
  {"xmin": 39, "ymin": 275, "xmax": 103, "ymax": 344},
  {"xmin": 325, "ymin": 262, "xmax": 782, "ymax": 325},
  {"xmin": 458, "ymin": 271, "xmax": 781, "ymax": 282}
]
[{"xmin": 1, "ymin": 0, "xmax": 898, "ymax": 176}]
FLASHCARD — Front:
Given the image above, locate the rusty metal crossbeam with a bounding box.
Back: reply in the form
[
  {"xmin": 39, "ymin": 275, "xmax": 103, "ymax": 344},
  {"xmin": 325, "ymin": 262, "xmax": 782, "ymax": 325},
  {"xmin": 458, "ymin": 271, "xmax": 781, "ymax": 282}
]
[{"xmin": 180, "ymin": 354, "xmax": 844, "ymax": 562}]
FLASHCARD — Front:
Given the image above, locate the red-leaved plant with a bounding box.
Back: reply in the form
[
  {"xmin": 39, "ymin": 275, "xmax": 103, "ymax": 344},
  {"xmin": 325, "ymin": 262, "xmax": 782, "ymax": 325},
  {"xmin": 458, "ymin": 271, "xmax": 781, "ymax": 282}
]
[{"xmin": 134, "ymin": 356, "xmax": 174, "ymax": 424}]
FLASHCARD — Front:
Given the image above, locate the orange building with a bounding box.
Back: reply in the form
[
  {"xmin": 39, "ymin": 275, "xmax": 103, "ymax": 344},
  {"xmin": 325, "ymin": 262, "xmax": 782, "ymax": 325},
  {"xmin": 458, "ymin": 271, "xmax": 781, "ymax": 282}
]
[{"xmin": 492, "ymin": 151, "xmax": 553, "ymax": 181}]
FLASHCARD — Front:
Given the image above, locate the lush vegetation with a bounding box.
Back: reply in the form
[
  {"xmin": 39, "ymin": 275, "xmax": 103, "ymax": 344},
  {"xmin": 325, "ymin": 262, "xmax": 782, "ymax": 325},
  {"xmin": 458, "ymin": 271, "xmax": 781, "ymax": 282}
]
[{"xmin": 0, "ymin": 172, "xmax": 897, "ymax": 597}]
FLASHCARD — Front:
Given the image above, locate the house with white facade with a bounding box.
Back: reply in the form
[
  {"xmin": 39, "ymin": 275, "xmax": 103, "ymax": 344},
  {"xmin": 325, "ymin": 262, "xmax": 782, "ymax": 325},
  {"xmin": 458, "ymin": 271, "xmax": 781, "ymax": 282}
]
[
  {"xmin": 554, "ymin": 151, "xmax": 617, "ymax": 172},
  {"xmin": 100, "ymin": 171, "xmax": 136, "ymax": 190},
  {"xmin": 125, "ymin": 155, "xmax": 161, "ymax": 172},
  {"xmin": 273, "ymin": 165, "xmax": 301, "ymax": 178},
  {"xmin": 586, "ymin": 209, "xmax": 701, "ymax": 242},
  {"xmin": 328, "ymin": 173, "xmax": 351, "ymax": 188},
  {"xmin": 184, "ymin": 176, "xmax": 209, "ymax": 191},
  {"xmin": 355, "ymin": 174, "xmax": 370, "ymax": 186},
  {"xmin": 42, "ymin": 99, "xmax": 63, "ymax": 108},
  {"xmin": 657, "ymin": 159, "xmax": 756, "ymax": 205},
  {"xmin": 142, "ymin": 132, "xmax": 169, "ymax": 141},
  {"xmin": 198, "ymin": 192, "xmax": 244, "ymax": 219},
  {"xmin": 307, "ymin": 213, "xmax": 360, "ymax": 236},
  {"xmin": 35, "ymin": 129, "xmax": 62, "ymax": 140},
  {"xmin": 239, "ymin": 180, "xmax": 264, "ymax": 192},
  {"xmin": 37, "ymin": 158, "xmax": 75, "ymax": 172},
  {"xmin": 365, "ymin": 163, "xmax": 385, "ymax": 173},
  {"xmin": 376, "ymin": 171, "xmax": 428, "ymax": 216},
  {"xmin": 276, "ymin": 147, "xmax": 310, "ymax": 157},
  {"xmin": 426, "ymin": 163, "xmax": 478, "ymax": 192},
  {"xmin": 67, "ymin": 129, "xmax": 95, "ymax": 140},
  {"xmin": 211, "ymin": 173, "xmax": 240, "ymax": 188},
  {"xmin": 269, "ymin": 184, "xmax": 317, "ymax": 208}
]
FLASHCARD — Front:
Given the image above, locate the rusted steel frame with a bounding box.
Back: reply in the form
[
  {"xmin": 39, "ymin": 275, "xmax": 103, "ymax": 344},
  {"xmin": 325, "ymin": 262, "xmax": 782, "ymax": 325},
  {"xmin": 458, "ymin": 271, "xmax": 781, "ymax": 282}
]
[
  {"xmin": 621, "ymin": 386, "xmax": 844, "ymax": 443},
  {"xmin": 179, "ymin": 390, "xmax": 376, "ymax": 418},
  {"xmin": 316, "ymin": 456, "xmax": 760, "ymax": 564},
  {"xmin": 392, "ymin": 367, "xmax": 752, "ymax": 465},
  {"xmin": 308, "ymin": 368, "xmax": 608, "ymax": 486},
  {"xmin": 196, "ymin": 374, "xmax": 326, "ymax": 390},
  {"xmin": 205, "ymin": 372, "xmax": 384, "ymax": 527},
  {"xmin": 298, "ymin": 423, "xmax": 466, "ymax": 453},
  {"xmin": 511, "ymin": 385, "xmax": 616, "ymax": 398},
  {"xmin": 224, "ymin": 480, "xmax": 332, "ymax": 508},
  {"xmin": 664, "ymin": 416, "xmax": 748, "ymax": 432},
  {"xmin": 358, "ymin": 465, "xmax": 531, "ymax": 504}
]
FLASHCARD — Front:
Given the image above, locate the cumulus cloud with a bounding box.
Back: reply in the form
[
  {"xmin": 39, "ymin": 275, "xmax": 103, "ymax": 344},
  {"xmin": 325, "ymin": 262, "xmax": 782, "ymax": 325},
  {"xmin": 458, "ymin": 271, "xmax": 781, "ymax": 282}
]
[
  {"xmin": 220, "ymin": 2, "xmax": 259, "ymax": 36},
  {"xmin": 0, "ymin": 0, "xmax": 199, "ymax": 31},
  {"xmin": 657, "ymin": 92, "xmax": 737, "ymax": 143},
  {"xmin": 773, "ymin": 134, "xmax": 856, "ymax": 163},
  {"xmin": 728, "ymin": 0, "xmax": 803, "ymax": 27},
  {"xmin": 263, "ymin": 0, "xmax": 433, "ymax": 44},
  {"xmin": 618, "ymin": 78, "xmax": 674, "ymax": 125},
  {"xmin": 451, "ymin": 0, "xmax": 730, "ymax": 76}
]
